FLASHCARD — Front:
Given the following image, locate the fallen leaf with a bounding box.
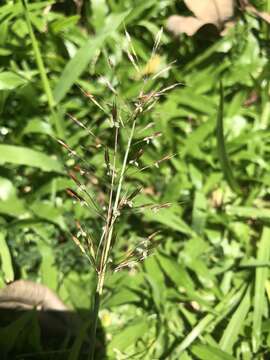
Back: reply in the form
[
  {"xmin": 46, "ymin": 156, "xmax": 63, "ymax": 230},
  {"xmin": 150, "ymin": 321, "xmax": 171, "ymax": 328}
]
[
  {"xmin": 185, "ymin": 0, "xmax": 234, "ymax": 25},
  {"xmin": 166, "ymin": 0, "xmax": 234, "ymax": 36},
  {"xmin": 167, "ymin": 15, "xmax": 207, "ymax": 36}
]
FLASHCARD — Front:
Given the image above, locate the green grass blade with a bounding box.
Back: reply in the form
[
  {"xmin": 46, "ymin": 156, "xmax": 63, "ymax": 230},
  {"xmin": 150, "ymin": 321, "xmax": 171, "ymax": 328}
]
[
  {"xmin": 227, "ymin": 206, "xmax": 270, "ymax": 219},
  {"xmin": 0, "ymin": 177, "xmax": 27, "ymax": 217},
  {"xmin": 252, "ymin": 227, "xmax": 270, "ymax": 351},
  {"xmin": 0, "ymin": 145, "xmax": 63, "ymax": 173},
  {"xmin": 53, "ymin": 11, "xmax": 129, "ymax": 104},
  {"xmin": 0, "ymin": 71, "xmax": 27, "ymax": 90},
  {"xmin": 216, "ymin": 82, "xmax": 241, "ymax": 195},
  {"xmin": 176, "ymin": 286, "xmax": 245, "ymax": 353},
  {"xmin": 32, "ymin": 226, "xmax": 58, "ymax": 290},
  {"xmin": 219, "ymin": 287, "xmax": 251, "ymax": 353},
  {"xmin": 21, "ymin": 0, "xmax": 64, "ymax": 136},
  {"xmin": 0, "ymin": 229, "xmax": 14, "ymax": 282},
  {"xmin": 68, "ymin": 320, "xmax": 90, "ymax": 360},
  {"xmin": 177, "ymin": 313, "xmax": 214, "ymax": 354},
  {"xmin": 191, "ymin": 343, "xmax": 236, "ymax": 360},
  {"xmin": 21, "ymin": 0, "xmax": 54, "ymax": 109}
]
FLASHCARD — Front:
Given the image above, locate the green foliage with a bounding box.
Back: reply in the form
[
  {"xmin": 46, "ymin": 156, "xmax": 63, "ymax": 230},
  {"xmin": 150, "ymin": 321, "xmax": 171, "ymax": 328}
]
[{"xmin": 0, "ymin": 0, "xmax": 270, "ymax": 359}]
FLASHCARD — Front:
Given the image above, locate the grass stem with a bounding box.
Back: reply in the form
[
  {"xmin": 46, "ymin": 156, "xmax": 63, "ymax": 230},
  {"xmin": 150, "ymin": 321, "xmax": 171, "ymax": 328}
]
[
  {"xmin": 89, "ymin": 117, "xmax": 137, "ymax": 359},
  {"xmin": 88, "ymin": 289, "xmax": 101, "ymax": 360},
  {"xmin": 21, "ymin": 0, "xmax": 63, "ymax": 137}
]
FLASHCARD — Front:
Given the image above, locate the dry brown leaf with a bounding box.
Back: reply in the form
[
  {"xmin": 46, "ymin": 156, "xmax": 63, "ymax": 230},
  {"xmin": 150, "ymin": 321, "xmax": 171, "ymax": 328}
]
[
  {"xmin": 184, "ymin": 0, "xmax": 234, "ymax": 25},
  {"xmin": 166, "ymin": 0, "xmax": 234, "ymax": 36},
  {"xmin": 167, "ymin": 15, "xmax": 207, "ymax": 36}
]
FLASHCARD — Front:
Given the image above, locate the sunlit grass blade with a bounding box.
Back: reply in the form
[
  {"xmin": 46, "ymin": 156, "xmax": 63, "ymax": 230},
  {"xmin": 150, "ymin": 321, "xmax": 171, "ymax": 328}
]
[
  {"xmin": 0, "ymin": 229, "xmax": 14, "ymax": 283},
  {"xmin": 227, "ymin": 206, "xmax": 270, "ymax": 219},
  {"xmin": 191, "ymin": 343, "xmax": 235, "ymax": 360},
  {"xmin": 252, "ymin": 227, "xmax": 270, "ymax": 352},
  {"xmin": 0, "ymin": 144, "xmax": 63, "ymax": 173},
  {"xmin": 176, "ymin": 286, "xmax": 246, "ymax": 353},
  {"xmin": 216, "ymin": 82, "xmax": 241, "ymax": 195},
  {"xmin": 21, "ymin": 0, "xmax": 63, "ymax": 136},
  {"xmin": 219, "ymin": 287, "xmax": 251, "ymax": 353}
]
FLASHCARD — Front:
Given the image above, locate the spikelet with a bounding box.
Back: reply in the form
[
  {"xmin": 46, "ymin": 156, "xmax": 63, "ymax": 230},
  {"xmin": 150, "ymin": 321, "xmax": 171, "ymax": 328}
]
[
  {"xmin": 113, "ymin": 231, "xmax": 161, "ymax": 272},
  {"xmin": 124, "ymin": 29, "xmax": 140, "ymax": 74},
  {"xmin": 78, "ymin": 85, "xmax": 106, "ymax": 113}
]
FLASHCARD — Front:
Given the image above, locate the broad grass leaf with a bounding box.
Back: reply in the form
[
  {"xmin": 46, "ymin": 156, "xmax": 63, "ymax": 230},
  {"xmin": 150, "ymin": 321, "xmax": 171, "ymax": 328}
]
[
  {"xmin": 22, "ymin": 0, "xmax": 56, "ymax": 124},
  {"xmin": 0, "ymin": 177, "xmax": 17, "ymax": 200},
  {"xmin": 0, "ymin": 145, "xmax": 63, "ymax": 173},
  {"xmin": 216, "ymin": 82, "xmax": 241, "ymax": 194},
  {"xmin": 104, "ymin": 272, "xmax": 144, "ymax": 307},
  {"xmin": 53, "ymin": 11, "xmax": 130, "ymax": 103},
  {"xmin": 0, "ymin": 71, "xmax": 26, "ymax": 90},
  {"xmin": 144, "ymin": 256, "xmax": 166, "ymax": 308},
  {"xmin": 175, "ymin": 287, "xmax": 245, "ymax": 353},
  {"xmin": 143, "ymin": 206, "xmax": 192, "ymax": 235},
  {"xmin": 219, "ymin": 287, "xmax": 251, "ymax": 353},
  {"xmin": 0, "ymin": 199, "xmax": 26, "ymax": 217},
  {"xmin": 187, "ymin": 259, "xmax": 216, "ymax": 289},
  {"xmin": 30, "ymin": 201, "xmax": 66, "ymax": 230},
  {"xmin": 157, "ymin": 253, "xmax": 195, "ymax": 291},
  {"xmin": 51, "ymin": 15, "xmax": 80, "ymax": 33},
  {"xmin": 227, "ymin": 206, "xmax": 270, "ymax": 219},
  {"xmin": 34, "ymin": 177, "xmax": 73, "ymax": 198},
  {"xmin": 0, "ymin": 229, "xmax": 14, "ymax": 282},
  {"xmin": 183, "ymin": 118, "xmax": 215, "ymax": 157},
  {"xmin": 158, "ymin": 252, "xmax": 214, "ymax": 308},
  {"xmin": 0, "ymin": 1, "xmax": 53, "ymax": 29},
  {"xmin": 0, "ymin": 177, "xmax": 26, "ymax": 217},
  {"xmin": 108, "ymin": 317, "xmax": 150, "ymax": 355},
  {"xmin": 191, "ymin": 343, "xmax": 235, "ymax": 360},
  {"xmin": 239, "ymin": 259, "xmax": 270, "ymax": 268},
  {"xmin": 177, "ymin": 88, "xmax": 215, "ymax": 115},
  {"xmin": 61, "ymin": 272, "xmax": 92, "ymax": 309},
  {"xmin": 22, "ymin": 118, "xmax": 54, "ymax": 136},
  {"xmin": 32, "ymin": 226, "xmax": 58, "ymax": 290},
  {"xmin": 124, "ymin": 0, "xmax": 156, "ymax": 23},
  {"xmin": 91, "ymin": 0, "xmax": 108, "ymax": 31},
  {"xmin": 104, "ymin": 287, "xmax": 141, "ymax": 308},
  {"xmin": 191, "ymin": 191, "xmax": 207, "ymax": 235},
  {"xmin": 252, "ymin": 227, "xmax": 270, "ymax": 352},
  {"xmin": 178, "ymin": 314, "xmax": 216, "ymax": 354}
]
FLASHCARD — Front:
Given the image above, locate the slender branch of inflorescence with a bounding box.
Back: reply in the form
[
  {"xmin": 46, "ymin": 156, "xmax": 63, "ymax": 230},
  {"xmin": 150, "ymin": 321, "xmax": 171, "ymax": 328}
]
[{"xmin": 97, "ymin": 113, "xmax": 138, "ymax": 295}]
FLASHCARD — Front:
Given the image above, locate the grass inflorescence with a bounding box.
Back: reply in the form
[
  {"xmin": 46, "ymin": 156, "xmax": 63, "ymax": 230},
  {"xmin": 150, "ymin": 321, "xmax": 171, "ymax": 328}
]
[{"xmin": 58, "ymin": 29, "xmax": 177, "ymax": 358}]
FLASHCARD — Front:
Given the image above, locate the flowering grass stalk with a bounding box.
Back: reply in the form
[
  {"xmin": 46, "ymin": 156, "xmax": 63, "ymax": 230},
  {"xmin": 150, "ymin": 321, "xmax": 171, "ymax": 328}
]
[{"xmin": 58, "ymin": 28, "xmax": 178, "ymax": 359}]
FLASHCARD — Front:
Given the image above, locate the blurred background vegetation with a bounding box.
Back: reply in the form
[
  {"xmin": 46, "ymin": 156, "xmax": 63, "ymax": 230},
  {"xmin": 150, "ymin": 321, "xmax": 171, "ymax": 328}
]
[{"xmin": 1, "ymin": 0, "xmax": 270, "ymax": 359}]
